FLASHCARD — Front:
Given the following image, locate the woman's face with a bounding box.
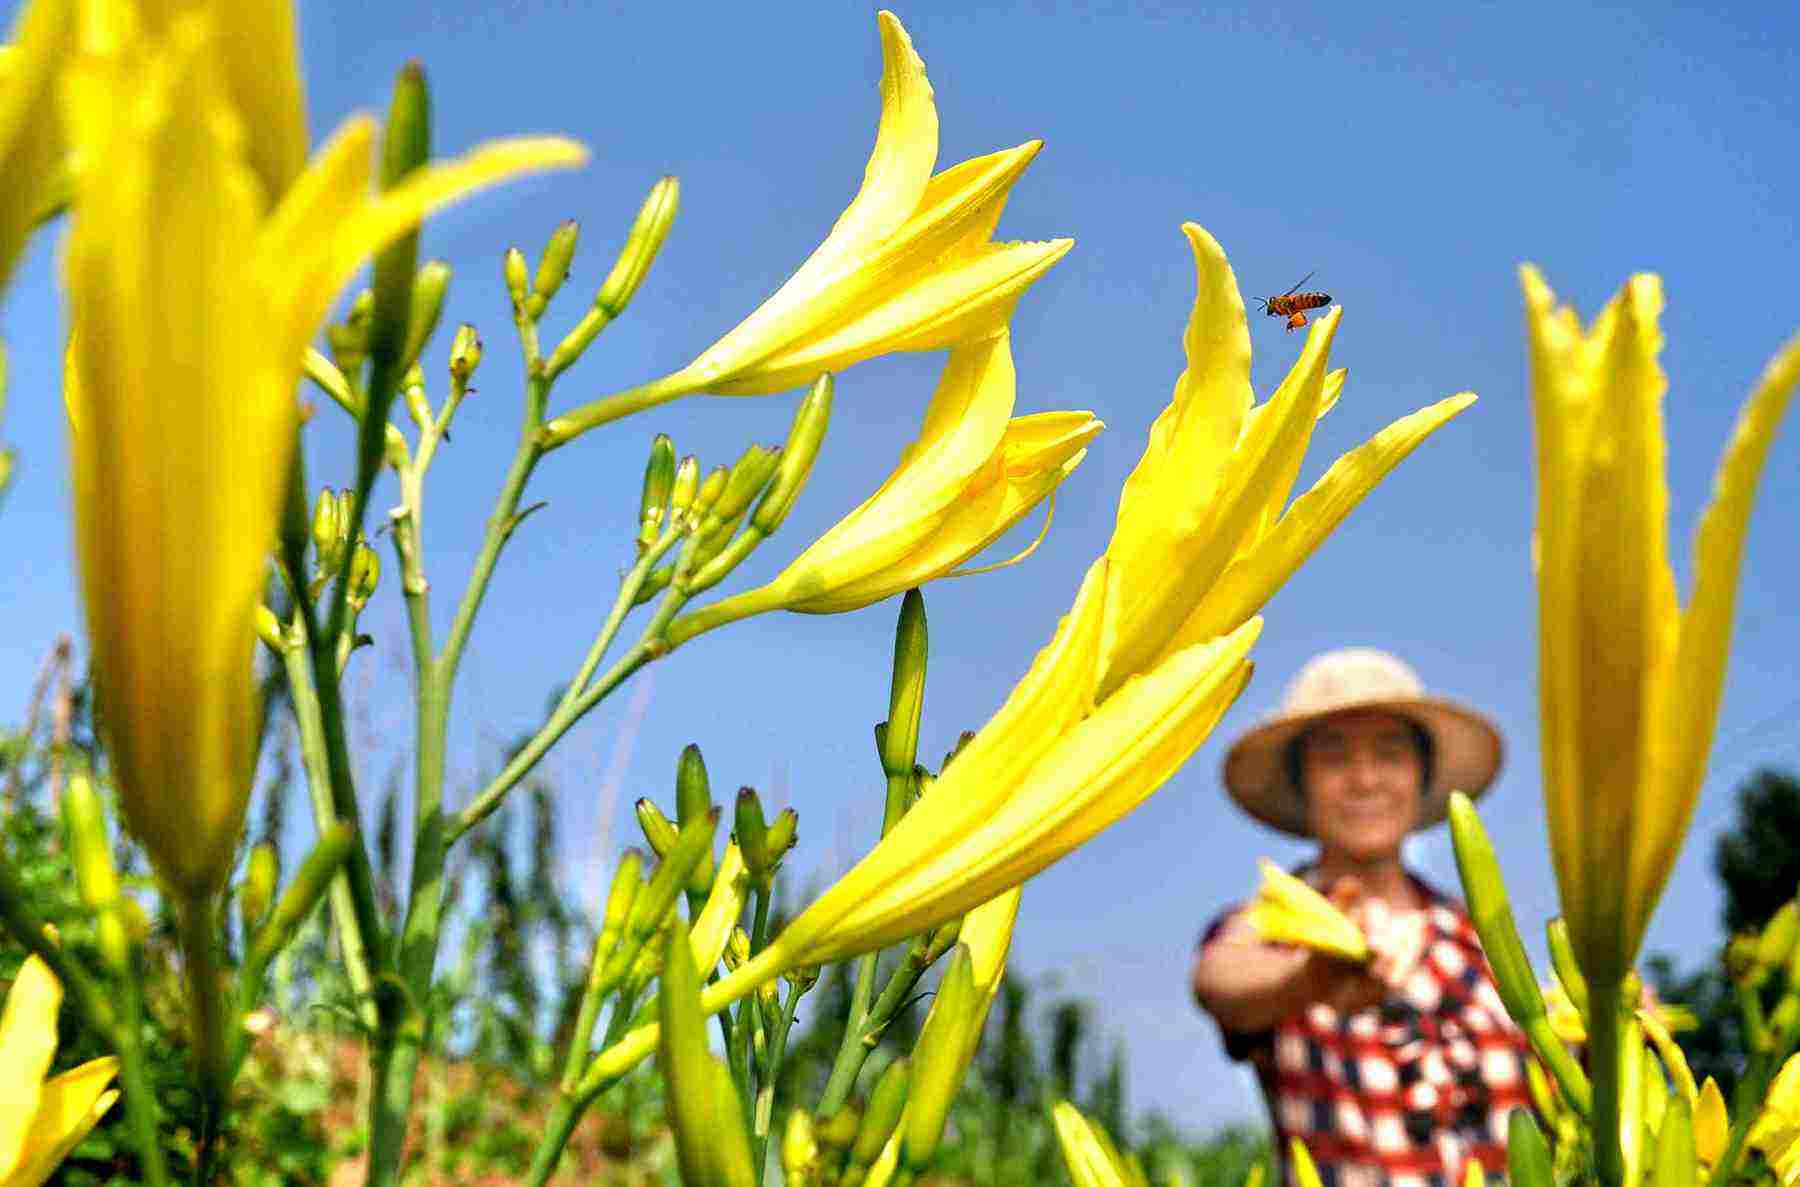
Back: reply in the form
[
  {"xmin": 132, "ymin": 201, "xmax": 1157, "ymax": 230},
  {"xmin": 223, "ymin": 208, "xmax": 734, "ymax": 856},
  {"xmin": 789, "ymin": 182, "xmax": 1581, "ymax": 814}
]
[{"xmin": 1299, "ymin": 709, "xmax": 1425, "ymax": 862}]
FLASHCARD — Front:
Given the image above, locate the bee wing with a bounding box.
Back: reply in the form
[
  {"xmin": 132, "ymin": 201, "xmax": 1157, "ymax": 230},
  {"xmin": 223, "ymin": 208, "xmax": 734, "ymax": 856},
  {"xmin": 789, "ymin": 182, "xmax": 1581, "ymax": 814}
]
[{"xmin": 1281, "ymin": 270, "xmax": 1317, "ymax": 298}]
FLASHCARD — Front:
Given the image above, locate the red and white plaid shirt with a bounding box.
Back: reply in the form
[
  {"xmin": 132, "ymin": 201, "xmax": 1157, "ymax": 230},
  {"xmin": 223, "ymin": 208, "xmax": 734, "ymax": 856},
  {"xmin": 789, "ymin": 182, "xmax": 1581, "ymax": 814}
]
[{"xmin": 1202, "ymin": 871, "xmax": 1534, "ymax": 1187}]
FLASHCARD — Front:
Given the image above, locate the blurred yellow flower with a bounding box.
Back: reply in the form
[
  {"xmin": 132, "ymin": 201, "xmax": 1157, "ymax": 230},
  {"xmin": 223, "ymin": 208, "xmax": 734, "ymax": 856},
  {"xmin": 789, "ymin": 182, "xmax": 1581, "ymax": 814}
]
[
  {"xmin": 0, "ymin": 0, "xmax": 72, "ymax": 293},
  {"xmin": 543, "ymin": 10, "xmax": 1070, "ymax": 444},
  {"xmin": 1244, "ymin": 859, "xmax": 1369, "ymax": 963},
  {"xmin": 63, "ymin": 8, "xmax": 584, "ymax": 894},
  {"xmin": 1053, "ymin": 1100, "xmax": 1132, "ymax": 1187},
  {"xmin": 1523, "ymin": 266, "xmax": 1800, "ymax": 986},
  {"xmin": 0, "ymin": 955, "xmax": 120, "ymax": 1187},
  {"xmin": 668, "ymin": 331, "xmax": 1100, "ymax": 634},
  {"xmin": 1753, "ymin": 1054, "xmax": 1800, "ymax": 1186}
]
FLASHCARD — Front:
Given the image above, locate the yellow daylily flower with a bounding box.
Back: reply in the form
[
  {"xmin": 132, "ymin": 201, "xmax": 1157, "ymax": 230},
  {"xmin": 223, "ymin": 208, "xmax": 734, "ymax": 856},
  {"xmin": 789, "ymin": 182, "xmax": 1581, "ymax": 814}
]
[
  {"xmin": 1523, "ymin": 266, "xmax": 1800, "ymax": 986},
  {"xmin": 1097, "ymin": 223, "xmax": 1475, "ymax": 697},
  {"xmin": 580, "ymin": 224, "xmax": 1469, "ymax": 1085},
  {"xmin": 63, "ymin": 9, "xmax": 585, "ymax": 895},
  {"xmin": 668, "ymin": 331, "xmax": 1100, "ymax": 637},
  {"xmin": 1053, "ymin": 1100, "xmax": 1131, "ymax": 1187},
  {"xmin": 0, "ymin": 955, "xmax": 120, "ymax": 1187},
  {"xmin": 542, "ymin": 11, "xmax": 1070, "ymax": 444},
  {"xmin": 1754, "ymin": 1055, "xmax": 1800, "ymax": 1186},
  {"xmin": 1243, "ymin": 859, "xmax": 1369, "ymax": 963},
  {"xmin": 861, "ymin": 888, "xmax": 1021, "ymax": 1187},
  {"xmin": 0, "ymin": 0, "xmax": 72, "ymax": 293}
]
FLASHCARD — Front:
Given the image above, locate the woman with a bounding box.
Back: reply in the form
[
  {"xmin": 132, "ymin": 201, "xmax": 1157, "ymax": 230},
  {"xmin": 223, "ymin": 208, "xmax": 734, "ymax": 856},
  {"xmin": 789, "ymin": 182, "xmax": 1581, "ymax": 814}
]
[{"xmin": 1191, "ymin": 648, "xmax": 1531, "ymax": 1187}]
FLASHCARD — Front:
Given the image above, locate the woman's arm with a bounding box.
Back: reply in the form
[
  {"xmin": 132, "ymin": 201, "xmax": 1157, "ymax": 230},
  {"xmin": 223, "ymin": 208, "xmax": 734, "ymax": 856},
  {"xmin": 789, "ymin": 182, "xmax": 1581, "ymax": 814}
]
[{"xmin": 1191, "ymin": 882, "xmax": 1387, "ymax": 1033}]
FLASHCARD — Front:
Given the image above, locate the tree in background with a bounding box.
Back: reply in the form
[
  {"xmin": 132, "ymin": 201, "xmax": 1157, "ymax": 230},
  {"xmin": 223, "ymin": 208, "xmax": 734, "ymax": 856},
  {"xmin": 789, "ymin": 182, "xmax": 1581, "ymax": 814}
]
[{"xmin": 1649, "ymin": 767, "xmax": 1800, "ymax": 1096}]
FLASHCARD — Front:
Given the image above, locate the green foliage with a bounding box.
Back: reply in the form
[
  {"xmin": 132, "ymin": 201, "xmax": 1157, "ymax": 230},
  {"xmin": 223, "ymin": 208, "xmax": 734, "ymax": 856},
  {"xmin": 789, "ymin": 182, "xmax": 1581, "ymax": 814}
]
[{"xmin": 1649, "ymin": 767, "xmax": 1800, "ymax": 1096}]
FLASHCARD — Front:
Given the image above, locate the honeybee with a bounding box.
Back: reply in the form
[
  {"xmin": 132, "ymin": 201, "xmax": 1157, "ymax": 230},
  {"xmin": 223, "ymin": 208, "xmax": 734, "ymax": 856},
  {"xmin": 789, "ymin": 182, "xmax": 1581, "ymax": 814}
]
[{"xmin": 1256, "ymin": 272, "xmax": 1332, "ymax": 332}]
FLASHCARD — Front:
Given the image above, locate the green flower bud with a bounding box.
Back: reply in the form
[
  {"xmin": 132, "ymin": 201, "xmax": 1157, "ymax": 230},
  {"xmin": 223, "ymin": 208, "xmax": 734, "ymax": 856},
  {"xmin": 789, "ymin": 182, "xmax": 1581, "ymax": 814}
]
[
  {"xmin": 670, "ymin": 455, "xmax": 700, "ymax": 521},
  {"xmin": 504, "ymin": 246, "xmax": 530, "ymax": 311},
  {"xmin": 784, "ymin": 963, "xmax": 820, "ymax": 995},
  {"xmin": 350, "ymin": 542, "xmax": 381, "ymax": 608},
  {"xmin": 636, "ymin": 798, "xmax": 680, "ymax": 858},
  {"xmin": 312, "ymin": 488, "xmax": 344, "ymax": 573},
  {"xmin": 600, "ymin": 175, "xmax": 679, "ymax": 317},
  {"xmin": 783, "ymin": 1109, "xmax": 821, "ymax": 1187},
  {"xmin": 852, "ymin": 1058, "xmax": 910, "ymax": 1168},
  {"xmin": 401, "ymin": 363, "xmax": 431, "ymax": 430},
  {"xmin": 255, "ymin": 605, "xmax": 285, "ymax": 652},
  {"xmin": 403, "ymin": 260, "xmax": 451, "ymax": 370},
  {"xmin": 528, "ymin": 219, "xmax": 580, "ymax": 319},
  {"xmin": 941, "ymin": 730, "xmax": 977, "ymax": 772},
  {"xmin": 676, "ymin": 743, "xmax": 712, "ymax": 829},
  {"xmin": 658, "ymin": 923, "xmax": 716, "ymax": 1187},
  {"xmin": 691, "ymin": 465, "xmax": 729, "ymax": 526},
  {"xmin": 1546, "ymin": 918, "xmax": 1589, "ymax": 1016},
  {"xmin": 882, "ymin": 590, "xmax": 928, "ymax": 778},
  {"xmin": 623, "ymin": 807, "xmax": 718, "ymax": 942},
  {"xmin": 735, "ymin": 787, "xmax": 770, "ymax": 886},
  {"xmin": 903, "ymin": 945, "xmax": 978, "ymax": 1169},
  {"xmin": 1727, "ymin": 933, "xmax": 1760, "ymax": 986},
  {"xmin": 817, "ymin": 1103, "xmax": 861, "ymax": 1154},
  {"xmin": 724, "ymin": 927, "xmax": 752, "ymax": 970},
  {"xmin": 63, "ymin": 772, "xmax": 118, "ymax": 912},
  {"xmin": 329, "ymin": 289, "xmax": 376, "ymax": 374},
  {"xmin": 764, "ymin": 808, "xmax": 798, "ymax": 870},
  {"xmin": 1761, "ymin": 902, "xmax": 1800, "ymax": 976},
  {"xmin": 593, "ymin": 849, "xmax": 644, "ymax": 973},
  {"xmin": 449, "ymin": 323, "xmax": 483, "ymax": 383},
  {"xmin": 707, "ymin": 444, "xmax": 781, "ymax": 536},
  {"xmin": 752, "ymin": 373, "xmax": 833, "ymax": 535},
  {"xmin": 369, "ymin": 63, "xmax": 430, "ymax": 402},
  {"xmin": 1448, "ymin": 792, "xmax": 1545, "ymax": 1028},
  {"xmin": 707, "ymin": 1058, "xmax": 758, "ymax": 1187},
  {"xmin": 1525, "ymin": 1056, "xmax": 1560, "ymax": 1123},
  {"xmin": 638, "ymin": 434, "xmax": 676, "ymax": 552},
  {"xmin": 240, "ymin": 842, "xmax": 279, "ymax": 934}
]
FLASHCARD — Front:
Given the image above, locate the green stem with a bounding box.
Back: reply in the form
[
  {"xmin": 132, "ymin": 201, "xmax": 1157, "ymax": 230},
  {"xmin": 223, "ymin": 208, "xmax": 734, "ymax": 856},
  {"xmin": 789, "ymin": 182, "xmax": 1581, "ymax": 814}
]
[
  {"xmin": 281, "ymin": 641, "xmax": 378, "ymax": 1029},
  {"xmin": 1590, "ymin": 977, "xmax": 1626, "ymax": 1187},
  {"xmin": 175, "ymin": 893, "xmax": 228, "ymax": 1160},
  {"xmin": 113, "ymin": 967, "xmax": 171, "ymax": 1187},
  {"xmin": 539, "ymin": 369, "xmax": 696, "ymax": 452},
  {"xmin": 524, "ymin": 1096, "xmax": 583, "ymax": 1187},
  {"xmin": 665, "ymin": 583, "xmax": 788, "ymax": 649}
]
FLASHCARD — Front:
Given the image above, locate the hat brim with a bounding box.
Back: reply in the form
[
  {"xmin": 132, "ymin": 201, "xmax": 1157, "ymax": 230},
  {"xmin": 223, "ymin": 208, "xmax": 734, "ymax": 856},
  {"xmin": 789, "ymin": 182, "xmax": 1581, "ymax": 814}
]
[{"xmin": 1221, "ymin": 696, "xmax": 1503, "ymax": 838}]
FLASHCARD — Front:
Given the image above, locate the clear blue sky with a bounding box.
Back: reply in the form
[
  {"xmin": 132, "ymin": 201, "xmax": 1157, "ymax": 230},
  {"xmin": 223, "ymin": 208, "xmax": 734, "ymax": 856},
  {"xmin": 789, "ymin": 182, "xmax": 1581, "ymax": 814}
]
[{"xmin": 3, "ymin": 0, "xmax": 1799, "ymax": 1133}]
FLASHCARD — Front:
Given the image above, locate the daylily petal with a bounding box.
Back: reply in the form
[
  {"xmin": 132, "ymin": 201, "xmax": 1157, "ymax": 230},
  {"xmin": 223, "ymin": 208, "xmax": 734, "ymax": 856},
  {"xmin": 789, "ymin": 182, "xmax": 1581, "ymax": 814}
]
[
  {"xmin": 0, "ymin": 0, "xmax": 71, "ymax": 293},
  {"xmin": 762, "ymin": 561, "xmax": 1109, "ymax": 964},
  {"xmin": 0, "ymin": 956, "xmax": 61, "ymax": 1175},
  {"xmin": 690, "ymin": 843, "xmax": 748, "ymax": 975},
  {"xmin": 793, "ymin": 415, "xmax": 1099, "ymax": 613},
  {"xmin": 1106, "ymin": 223, "xmax": 1255, "ymax": 603},
  {"xmin": 1628, "ymin": 333, "xmax": 1800, "ymax": 946},
  {"xmin": 1159, "ymin": 392, "xmax": 1476, "ymax": 657},
  {"xmin": 10, "ymin": 1061, "xmax": 120, "ymax": 1187},
  {"xmin": 797, "ymin": 617, "xmax": 1257, "ymax": 960},
  {"xmin": 709, "ymin": 238, "xmax": 1072, "ymax": 396},
  {"xmin": 1098, "ymin": 307, "xmax": 1339, "ymax": 698},
  {"xmin": 65, "ymin": 12, "xmax": 280, "ymax": 894},
  {"xmin": 1695, "ymin": 1077, "xmax": 1729, "ymax": 1166},
  {"xmin": 207, "ymin": 0, "xmax": 305, "ymax": 199},
  {"xmin": 1053, "ymin": 1102, "xmax": 1130, "ymax": 1187},
  {"xmin": 684, "ymin": 10, "xmax": 937, "ymax": 386}
]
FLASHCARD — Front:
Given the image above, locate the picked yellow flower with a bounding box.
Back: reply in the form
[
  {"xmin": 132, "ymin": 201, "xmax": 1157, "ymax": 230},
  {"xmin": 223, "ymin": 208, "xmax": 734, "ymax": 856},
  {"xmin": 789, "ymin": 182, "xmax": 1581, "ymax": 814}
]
[
  {"xmin": 543, "ymin": 10, "xmax": 1070, "ymax": 444},
  {"xmin": 667, "ymin": 331, "xmax": 1100, "ymax": 636},
  {"xmin": 0, "ymin": 955, "xmax": 120, "ymax": 1187},
  {"xmin": 1243, "ymin": 859, "xmax": 1369, "ymax": 963},
  {"xmin": 62, "ymin": 8, "xmax": 584, "ymax": 895},
  {"xmin": 1523, "ymin": 266, "xmax": 1800, "ymax": 987}
]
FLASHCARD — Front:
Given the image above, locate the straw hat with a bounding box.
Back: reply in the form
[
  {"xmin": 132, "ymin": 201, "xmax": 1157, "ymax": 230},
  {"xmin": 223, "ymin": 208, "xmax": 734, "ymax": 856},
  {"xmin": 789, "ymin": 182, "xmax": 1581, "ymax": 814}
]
[{"xmin": 1222, "ymin": 648, "xmax": 1503, "ymax": 838}]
